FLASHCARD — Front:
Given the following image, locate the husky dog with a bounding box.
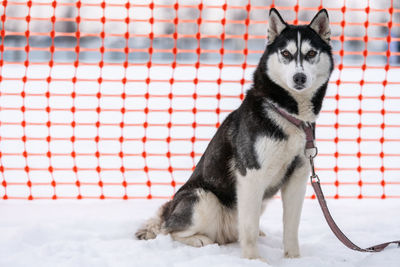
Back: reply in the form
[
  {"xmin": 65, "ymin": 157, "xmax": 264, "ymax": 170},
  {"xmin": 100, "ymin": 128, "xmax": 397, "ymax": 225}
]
[{"xmin": 136, "ymin": 8, "xmax": 333, "ymax": 261}]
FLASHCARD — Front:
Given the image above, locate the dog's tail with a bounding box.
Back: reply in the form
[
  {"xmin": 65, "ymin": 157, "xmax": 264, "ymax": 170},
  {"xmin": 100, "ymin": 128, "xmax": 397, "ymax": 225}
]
[{"xmin": 135, "ymin": 201, "xmax": 171, "ymax": 240}]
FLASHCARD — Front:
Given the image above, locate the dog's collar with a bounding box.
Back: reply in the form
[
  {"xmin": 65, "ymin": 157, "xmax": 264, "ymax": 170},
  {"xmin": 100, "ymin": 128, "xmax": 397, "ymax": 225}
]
[{"xmin": 269, "ymin": 103, "xmax": 317, "ymax": 156}]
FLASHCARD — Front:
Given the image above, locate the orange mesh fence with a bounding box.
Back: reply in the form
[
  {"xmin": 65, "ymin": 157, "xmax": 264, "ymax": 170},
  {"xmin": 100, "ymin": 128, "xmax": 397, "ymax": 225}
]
[{"xmin": 0, "ymin": 0, "xmax": 400, "ymax": 200}]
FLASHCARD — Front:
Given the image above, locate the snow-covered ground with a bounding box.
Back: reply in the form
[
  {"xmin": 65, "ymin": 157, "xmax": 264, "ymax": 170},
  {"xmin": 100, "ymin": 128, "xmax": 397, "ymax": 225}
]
[{"xmin": 1, "ymin": 198, "xmax": 400, "ymax": 267}]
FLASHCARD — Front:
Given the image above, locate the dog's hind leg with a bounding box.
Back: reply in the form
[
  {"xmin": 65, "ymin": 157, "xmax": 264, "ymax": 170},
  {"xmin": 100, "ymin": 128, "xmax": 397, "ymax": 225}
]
[
  {"xmin": 135, "ymin": 201, "xmax": 171, "ymax": 240},
  {"xmin": 166, "ymin": 188, "xmax": 237, "ymax": 247},
  {"xmin": 171, "ymin": 232, "xmax": 214, "ymax": 247}
]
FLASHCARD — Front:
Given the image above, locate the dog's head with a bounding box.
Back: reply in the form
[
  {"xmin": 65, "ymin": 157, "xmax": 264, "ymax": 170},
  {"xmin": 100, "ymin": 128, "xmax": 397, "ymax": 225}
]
[{"xmin": 265, "ymin": 8, "xmax": 333, "ymax": 93}]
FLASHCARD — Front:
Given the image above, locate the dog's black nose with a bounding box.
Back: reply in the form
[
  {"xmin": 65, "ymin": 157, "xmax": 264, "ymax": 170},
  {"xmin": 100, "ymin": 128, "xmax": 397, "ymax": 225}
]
[{"xmin": 293, "ymin": 73, "xmax": 307, "ymax": 86}]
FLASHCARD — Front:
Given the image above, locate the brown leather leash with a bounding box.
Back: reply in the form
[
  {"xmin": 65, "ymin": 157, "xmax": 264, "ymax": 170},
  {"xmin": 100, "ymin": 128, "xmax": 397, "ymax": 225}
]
[{"xmin": 272, "ymin": 104, "xmax": 400, "ymax": 252}]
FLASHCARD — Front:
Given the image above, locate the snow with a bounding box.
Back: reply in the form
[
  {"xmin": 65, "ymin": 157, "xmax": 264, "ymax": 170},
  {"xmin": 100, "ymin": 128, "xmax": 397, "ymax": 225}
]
[{"xmin": 1, "ymin": 198, "xmax": 400, "ymax": 267}]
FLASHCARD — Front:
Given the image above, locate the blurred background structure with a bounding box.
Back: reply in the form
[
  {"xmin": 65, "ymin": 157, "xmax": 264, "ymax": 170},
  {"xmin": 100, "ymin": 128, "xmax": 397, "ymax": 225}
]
[
  {"xmin": 2, "ymin": 0, "xmax": 399, "ymax": 65},
  {"xmin": 0, "ymin": 0, "xmax": 399, "ymax": 200}
]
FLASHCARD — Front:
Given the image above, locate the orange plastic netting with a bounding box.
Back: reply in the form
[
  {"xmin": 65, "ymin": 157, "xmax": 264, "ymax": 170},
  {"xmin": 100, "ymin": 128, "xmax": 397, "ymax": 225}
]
[{"xmin": 0, "ymin": 0, "xmax": 399, "ymax": 200}]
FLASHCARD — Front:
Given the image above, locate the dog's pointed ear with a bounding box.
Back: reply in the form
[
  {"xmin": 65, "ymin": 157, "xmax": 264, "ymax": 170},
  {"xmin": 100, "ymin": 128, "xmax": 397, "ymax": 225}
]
[
  {"xmin": 268, "ymin": 8, "xmax": 287, "ymax": 44},
  {"xmin": 309, "ymin": 9, "xmax": 331, "ymax": 43}
]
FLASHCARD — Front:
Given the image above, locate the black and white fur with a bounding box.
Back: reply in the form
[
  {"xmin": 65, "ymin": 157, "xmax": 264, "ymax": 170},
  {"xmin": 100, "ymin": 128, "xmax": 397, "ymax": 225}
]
[{"xmin": 136, "ymin": 9, "xmax": 333, "ymax": 261}]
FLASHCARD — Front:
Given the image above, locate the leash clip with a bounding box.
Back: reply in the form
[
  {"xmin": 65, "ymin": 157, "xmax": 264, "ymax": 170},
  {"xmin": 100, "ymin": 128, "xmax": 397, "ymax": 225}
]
[
  {"xmin": 305, "ymin": 146, "xmax": 318, "ymax": 159},
  {"xmin": 309, "ymin": 155, "xmax": 320, "ymax": 183}
]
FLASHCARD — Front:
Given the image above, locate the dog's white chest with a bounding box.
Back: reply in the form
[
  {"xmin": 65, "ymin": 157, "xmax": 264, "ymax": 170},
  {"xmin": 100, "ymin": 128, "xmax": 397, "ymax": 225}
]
[
  {"xmin": 255, "ymin": 131, "xmax": 305, "ymax": 167},
  {"xmin": 249, "ymin": 129, "xmax": 306, "ymax": 189}
]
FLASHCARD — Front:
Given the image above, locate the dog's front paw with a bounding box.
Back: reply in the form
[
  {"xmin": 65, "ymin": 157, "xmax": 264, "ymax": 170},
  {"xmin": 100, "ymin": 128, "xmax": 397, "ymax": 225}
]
[
  {"xmin": 284, "ymin": 250, "xmax": 300, "ymax": 258},
  {"xmin": 283, "ymin": 240, "xmax": 300, "ymax": 258},
  {"xmin": 241, "ymin": 245, "xmax": 268, "ymax": 263},
  {"xmin": 242, "ymin": 253, "xmax": 268, "ymax": 264}
]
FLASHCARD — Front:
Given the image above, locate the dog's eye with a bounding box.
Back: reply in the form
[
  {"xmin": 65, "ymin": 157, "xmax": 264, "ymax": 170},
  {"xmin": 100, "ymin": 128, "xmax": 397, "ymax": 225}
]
[
  {"xmin": 281, "ymin": 50, "xmax": 292, "ymax": 59},
  {"xmin": 306, "ymin": 50, "xmax": 317, "ymax": 58}
]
